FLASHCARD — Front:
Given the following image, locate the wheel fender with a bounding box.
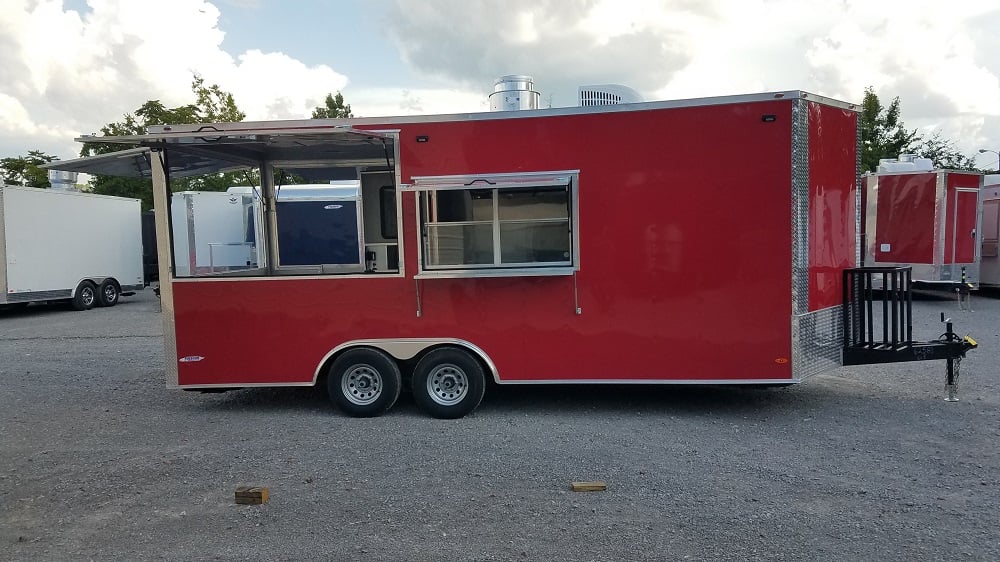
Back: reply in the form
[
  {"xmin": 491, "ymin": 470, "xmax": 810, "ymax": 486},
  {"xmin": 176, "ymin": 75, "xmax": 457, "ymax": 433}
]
[{"xmin": 313, "ymin": 338, "xmax": 499, "ymax": 385}]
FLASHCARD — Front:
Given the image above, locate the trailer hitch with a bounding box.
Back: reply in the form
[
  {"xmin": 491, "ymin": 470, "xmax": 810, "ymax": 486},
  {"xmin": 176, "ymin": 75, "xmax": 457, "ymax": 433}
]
[{"xmin": 940, "ymin": 313, "xmax": 978, "ymax": 402}]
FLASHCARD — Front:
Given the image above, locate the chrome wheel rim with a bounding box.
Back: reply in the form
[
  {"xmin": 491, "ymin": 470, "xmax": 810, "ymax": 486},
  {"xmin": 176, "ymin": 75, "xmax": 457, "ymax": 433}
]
[
  {"xmin": 81, "ymin": 287, "xmax": 95, "ymax": 307},
  {"xmin": 426, "ymin": 363, "xmax": 468, "ymax": 406},
  {"xmin": 102, "ymin": 285, "xmax": 117, "ymax": 303},
  {"xmin": 341, "ymin": 364, "xmax": 383, "ymax": 406}
]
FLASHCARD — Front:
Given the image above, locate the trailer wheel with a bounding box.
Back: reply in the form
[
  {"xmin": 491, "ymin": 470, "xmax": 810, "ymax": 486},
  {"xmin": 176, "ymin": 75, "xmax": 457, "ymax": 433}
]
[
  {"xmin": 411, "ymin": 347, "xmax": 486, "ymax": 419},
  {"xmin": 71, "ymin": 281, "xmax": 97, "ymax": 311},
  {"xmin": 97, "ymin": 279, "xmax": 120, "ymax": 307},
  {"xmin": 327, "ymin": 348, "xmax": 402, "ymax": 417}
]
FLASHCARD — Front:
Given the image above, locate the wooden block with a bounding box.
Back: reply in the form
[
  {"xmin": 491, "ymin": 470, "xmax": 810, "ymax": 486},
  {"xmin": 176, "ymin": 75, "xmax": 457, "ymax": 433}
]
[
  {"xmin": 235, "ymin": 486, "xmax": 269, "ymax": 505},
  {"xmin": 571, "ymin": 481, "xmax": 606, "ymax": 492}
]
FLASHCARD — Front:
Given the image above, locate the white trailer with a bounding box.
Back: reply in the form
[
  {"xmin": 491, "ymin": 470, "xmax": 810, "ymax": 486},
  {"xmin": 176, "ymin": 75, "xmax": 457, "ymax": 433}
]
[{"xmin": 0, "ymin": 185, "xmax": 144, "ymax": 310}]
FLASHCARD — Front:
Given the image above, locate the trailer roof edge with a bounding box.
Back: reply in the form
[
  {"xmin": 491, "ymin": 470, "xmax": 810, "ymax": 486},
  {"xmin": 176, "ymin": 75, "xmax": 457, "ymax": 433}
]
[{"xmin": 75, "ymin": 90, "xmax": 858, "ymax": 145}]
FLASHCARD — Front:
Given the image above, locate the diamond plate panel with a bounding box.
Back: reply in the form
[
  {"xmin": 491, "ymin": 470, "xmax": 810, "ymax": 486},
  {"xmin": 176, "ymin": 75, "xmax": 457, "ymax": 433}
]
[
  {"xmin": 935, "ymin": 172, "xmax": 946, "ymax": 265},
  {"xmin": 791, "ymin": 99, "xmax": 810, "ymax": 315},
  {"xmin": 792, "ymin": 305, "xmax": 844, "ymax": 378},
  {"xmin": 855, "ymin": 122, "xmax": 862, "ymax": 266},
  {"xmin": 6, "ymin": 289, "xmax": 72, "ymax": 303}
]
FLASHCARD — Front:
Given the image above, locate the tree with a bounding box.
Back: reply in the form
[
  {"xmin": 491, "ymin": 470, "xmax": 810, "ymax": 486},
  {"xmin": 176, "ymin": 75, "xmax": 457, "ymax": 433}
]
[
  {"xmin": 913, "ymin": 132, "xmax": 977, "ymax": 171},
  {"xmin": 0, "ymin": 150, "xmax": 58, "ymax": 187},
  {"xmin": 860, "ymin": 86, "xmax": 920, "ymax": 173},
  {"xmin": 81, "ymin": 77, "xmax": 249, "ymax": 210},
  {"xmin": 311, "ymin": 92, "xmax": 353, "ymax": 119}
]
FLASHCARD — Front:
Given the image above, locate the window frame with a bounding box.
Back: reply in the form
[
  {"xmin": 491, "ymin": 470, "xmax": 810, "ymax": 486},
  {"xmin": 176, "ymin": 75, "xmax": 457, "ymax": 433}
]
[{"xmin": 406, "ymin": 170, "xmax": 580, "ymax": 279}]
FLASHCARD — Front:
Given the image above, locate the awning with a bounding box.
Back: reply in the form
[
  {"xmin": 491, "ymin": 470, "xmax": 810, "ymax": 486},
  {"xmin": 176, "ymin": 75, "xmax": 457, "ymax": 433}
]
[
  {"xmin": 44, "ymin": 127, "xmax": 394, "ymax": 179},
  {"xmin": 41, "ymin": 147, "xmax": 246, "ymax": 179},
  {"xmin": 405, "ymin": 170, "xmax": 577, "ymax": 192}
]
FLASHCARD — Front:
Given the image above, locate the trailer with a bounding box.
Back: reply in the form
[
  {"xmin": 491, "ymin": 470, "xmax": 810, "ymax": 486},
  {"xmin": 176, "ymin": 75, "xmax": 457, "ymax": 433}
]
[
  {"xmin": 862, "ymin": 157, "xmax": 983, "ymax": 289},
  {"xmin": 141, "ymin": 210, "xmax": 158, "ymax": 285},
  {"xmin": 46, "ymin": 90, "xmax": 976, "ymax": 417},
  {"xmin": 0, "ymin": 185, "xmax": 144, "ymax": 311},
  {"xmin": 980, "ymin": 174, "xmax": 1000, "ymax": 287}
]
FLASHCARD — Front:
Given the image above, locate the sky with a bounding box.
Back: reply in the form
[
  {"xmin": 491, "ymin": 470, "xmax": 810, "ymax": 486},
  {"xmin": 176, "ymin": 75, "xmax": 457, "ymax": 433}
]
[{"xmin": 1, "ymin": 0, "xmax": 999, "ymax": 170}]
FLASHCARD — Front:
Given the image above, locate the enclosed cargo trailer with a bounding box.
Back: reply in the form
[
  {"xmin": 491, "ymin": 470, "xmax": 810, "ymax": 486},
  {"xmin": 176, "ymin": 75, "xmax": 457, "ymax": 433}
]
[
  {"xmin": 863, "ymin": 158, "xmax": 982, "ymax": 288},
  {"xmin": 0, "ymin": 185, "xmax": 144, "ymax": 310},
  {"xmin": 46, "ymin": 90, "xmax": 976, "ymax": 417}
]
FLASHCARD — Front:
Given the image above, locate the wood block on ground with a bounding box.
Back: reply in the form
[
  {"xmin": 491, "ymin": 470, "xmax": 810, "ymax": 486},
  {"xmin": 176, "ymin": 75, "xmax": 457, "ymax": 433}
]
[
  {"xmin": 571, "ymin": 481, "xmax": 607, "ymax": 492},
  {"xmin": 235, "ymin": 486, "xmax": 269, "ymax": 505}
]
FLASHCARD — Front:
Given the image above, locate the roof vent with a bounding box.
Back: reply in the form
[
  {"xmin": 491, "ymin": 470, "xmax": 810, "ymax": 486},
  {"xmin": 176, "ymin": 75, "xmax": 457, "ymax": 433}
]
[
  {"xmin": 578, "ymin": 84, "xmax": 642, "ymax": 107},
  {"xmin": 489, "ymin": 75, "xmax": 540, "ymax": 112},
  {"xmin": 876, "ymin": 154, "xmax": 934, "ymax": 173}
]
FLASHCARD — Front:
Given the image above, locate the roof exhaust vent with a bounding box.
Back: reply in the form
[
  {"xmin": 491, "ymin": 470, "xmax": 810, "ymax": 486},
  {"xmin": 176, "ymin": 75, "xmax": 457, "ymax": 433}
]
[{"xmin": 489, "ymin": 75, "xmax": 540, "ymax": 112}]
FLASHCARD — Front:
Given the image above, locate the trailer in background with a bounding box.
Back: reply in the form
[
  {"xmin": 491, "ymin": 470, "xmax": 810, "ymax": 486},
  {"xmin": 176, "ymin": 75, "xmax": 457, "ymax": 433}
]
[
  {"xmin": 0, "ymin": 185, "xmax": 144, "ymax": 311},
  {"xmin": 862, "ymin": 156, "xmax": 982, "ymax": 289},
  {"xmin": 979, "ymin": 174, "xmax": 1000, "ymax": 288},
  {"xmin": 141, "ymin": 211, "xmax": 158, "ymax": 285}
]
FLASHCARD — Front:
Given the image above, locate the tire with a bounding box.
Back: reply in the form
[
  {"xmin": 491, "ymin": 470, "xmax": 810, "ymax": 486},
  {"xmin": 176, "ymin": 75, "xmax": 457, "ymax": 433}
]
[
  {"xmin": 411, "ymin": 347, "xmax": 486, "ymax": 419},
  {"xmin": 97, "ymin": 279, "xmax": 120, "ymax": 307},
  {"xmin": 71, "ymin": 281, "xmax": 97, "ymax": 311},
  {"xmin": 327, "ymin": 348, "xmax": 402, "ymax": 417}
]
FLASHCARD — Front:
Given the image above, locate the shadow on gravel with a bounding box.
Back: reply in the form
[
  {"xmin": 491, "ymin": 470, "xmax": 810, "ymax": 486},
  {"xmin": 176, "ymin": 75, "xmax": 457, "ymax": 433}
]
[
  {"xmin": 185, "ymin": 386, "xmax": 331, "ymax": 412},
  {"xmin": 182, "ymin": 382, "xmax": 804, "ymax": 419},
  {"xmin": 0, "ymin": 301, "xmax": 72, "ymax": 318},
  {"xmin": 479, "ymin": 383, "xmax": 798, "ymax": 416}
]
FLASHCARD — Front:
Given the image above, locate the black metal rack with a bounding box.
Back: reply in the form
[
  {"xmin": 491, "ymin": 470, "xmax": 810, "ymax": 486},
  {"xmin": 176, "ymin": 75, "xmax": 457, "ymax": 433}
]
[
  {"xmin": 841, "ymin": 267, "xmax": 977, "ymax": 400},
  {"xmin": 843, "ymin": 267, "xmax": 912, "ymax": 354}
]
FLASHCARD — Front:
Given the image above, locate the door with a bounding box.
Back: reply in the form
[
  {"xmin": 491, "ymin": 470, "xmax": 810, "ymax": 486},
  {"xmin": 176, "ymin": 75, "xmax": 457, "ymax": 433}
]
[{"xmin": 952, "ymin": 188, "xmax": 979, "ymax": 263}]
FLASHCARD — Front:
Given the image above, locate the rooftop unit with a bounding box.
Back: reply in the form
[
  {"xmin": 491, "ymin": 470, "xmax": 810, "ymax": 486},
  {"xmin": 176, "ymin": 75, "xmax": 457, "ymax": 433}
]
[{"xmin": 578, "ymin": 84, "xmax": 642, "ymax": 107}]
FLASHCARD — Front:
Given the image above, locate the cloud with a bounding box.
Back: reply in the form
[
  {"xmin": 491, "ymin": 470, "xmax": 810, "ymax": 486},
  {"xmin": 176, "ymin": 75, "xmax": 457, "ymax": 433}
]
[
  {"xmin": 0, "ymin": 0, "xmax": 347, "ymax": 160},
  {"xmin": 384, "ymin": 0, "xmax": 695, "ymax": 107},
  {"xmin": 345, "ymin": 87, "xmax": 488, "ymax": 117},
  {"xmin": 803, "ymin": 1, "xmax": 1000, "ymax": 156},
  {"xmin": 382, "ymin": 0, "xmax": 1000, "ymax": 156},
  {"xmin": 3, "ymin": 0, "xmax": 998, "ymax": 165}
]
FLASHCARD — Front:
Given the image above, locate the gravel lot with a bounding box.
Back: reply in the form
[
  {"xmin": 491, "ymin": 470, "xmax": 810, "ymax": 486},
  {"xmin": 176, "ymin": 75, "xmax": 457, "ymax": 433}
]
[{"xmin": 1, "ymin": 288, "xmax": 998, "ymax": 561}]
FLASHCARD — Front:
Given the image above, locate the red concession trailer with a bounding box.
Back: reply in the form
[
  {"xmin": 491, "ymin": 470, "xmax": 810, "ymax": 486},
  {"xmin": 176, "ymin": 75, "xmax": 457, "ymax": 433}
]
[
  {"xmin": 863, "ymin": 157, "xmax": 983, "ymax": 288},
  {"xmin": 49, "ymin": 90, "xmax": 976, "ymax": 417}
]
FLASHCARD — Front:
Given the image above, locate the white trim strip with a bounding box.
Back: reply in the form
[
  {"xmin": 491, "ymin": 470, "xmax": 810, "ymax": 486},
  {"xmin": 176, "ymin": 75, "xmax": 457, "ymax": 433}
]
[
  {"xmin": 494, "ymin": 378, "xmax": 800, "ymax": 385},
  {"xmin": 175, "ymin": 378, "xmax": 800, "ymax": 389}
]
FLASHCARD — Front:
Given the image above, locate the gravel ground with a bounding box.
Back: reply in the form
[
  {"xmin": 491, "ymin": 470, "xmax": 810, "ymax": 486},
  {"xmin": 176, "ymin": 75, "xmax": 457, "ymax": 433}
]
[{"xmin": 1, "ymin": 288, "xmax": 998, "ymax": 561}]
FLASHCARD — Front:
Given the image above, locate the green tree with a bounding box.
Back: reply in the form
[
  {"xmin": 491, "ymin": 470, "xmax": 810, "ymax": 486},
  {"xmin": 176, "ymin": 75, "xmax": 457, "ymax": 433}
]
[
  {"xmin": 311, "ymin": 92, "xmax": 353, "ymax": 119},
  {"xmin": 860, "ymin": 86, "xmax": 920, "ymax": 172},
  {"xmin": 81, "ymin": 77, "xmax": 249, "ymax": 210},
  {"xmin": 191, "ymin": 76, "xmax": 246, "ymax": 123},
  {"xmin": 914, "ymin": 132, "xmax": 978, "ymax": 171},
  {"xmin": 0, "ymin": 150, "xmax": 58, "ymax": 187}
]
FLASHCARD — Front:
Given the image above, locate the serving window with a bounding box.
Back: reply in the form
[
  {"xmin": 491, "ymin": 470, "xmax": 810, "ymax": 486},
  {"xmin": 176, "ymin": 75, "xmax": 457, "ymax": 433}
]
[{"xmin": 410, "ymin": 171, "xmax": 578, "ymax": 277}]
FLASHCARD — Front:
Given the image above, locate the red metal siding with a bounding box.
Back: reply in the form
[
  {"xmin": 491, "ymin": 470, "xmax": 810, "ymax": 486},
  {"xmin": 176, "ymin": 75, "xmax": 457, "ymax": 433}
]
[
  {"xmin": 874, "ymin": 173, "xmax": 936, "ymax": 263},
  {"xmin": 807, "ymin": 102, "xmax": 859, "ymax": 311},
  {"xmin": 173, "ymin": 100, "xmax": 804, "ymax": 385}
]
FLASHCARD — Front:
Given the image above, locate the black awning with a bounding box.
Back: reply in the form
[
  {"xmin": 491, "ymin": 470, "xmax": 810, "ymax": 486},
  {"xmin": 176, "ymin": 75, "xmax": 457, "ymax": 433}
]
[{"xmin": 45, "ymin": 128, "xmax": 394, "ymax": 179}]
